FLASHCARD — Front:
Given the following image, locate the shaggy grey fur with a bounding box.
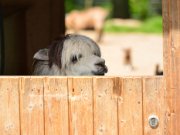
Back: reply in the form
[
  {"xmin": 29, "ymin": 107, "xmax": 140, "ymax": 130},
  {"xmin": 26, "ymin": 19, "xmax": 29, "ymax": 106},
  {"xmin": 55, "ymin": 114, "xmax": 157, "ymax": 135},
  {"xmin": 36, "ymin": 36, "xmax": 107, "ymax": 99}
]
[{"xmin": 33, "ymin": 34, "xmax": 108, "ymax": 75}]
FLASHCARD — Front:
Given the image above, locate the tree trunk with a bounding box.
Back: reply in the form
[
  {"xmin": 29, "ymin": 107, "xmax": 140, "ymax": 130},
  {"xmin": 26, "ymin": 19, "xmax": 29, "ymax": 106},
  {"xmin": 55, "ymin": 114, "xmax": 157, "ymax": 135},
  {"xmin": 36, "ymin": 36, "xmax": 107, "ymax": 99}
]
[{"xmin": 113, "ymin": 0, "xmax": 130, "ymax": 18}]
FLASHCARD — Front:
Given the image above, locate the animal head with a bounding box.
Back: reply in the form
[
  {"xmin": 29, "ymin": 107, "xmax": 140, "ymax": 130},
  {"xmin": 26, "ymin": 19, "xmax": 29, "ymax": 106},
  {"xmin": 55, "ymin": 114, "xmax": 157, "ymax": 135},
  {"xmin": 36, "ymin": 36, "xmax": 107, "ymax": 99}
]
[{"xmin": 33, "ymin": 34, "xmax": 108, "ymax": 76}]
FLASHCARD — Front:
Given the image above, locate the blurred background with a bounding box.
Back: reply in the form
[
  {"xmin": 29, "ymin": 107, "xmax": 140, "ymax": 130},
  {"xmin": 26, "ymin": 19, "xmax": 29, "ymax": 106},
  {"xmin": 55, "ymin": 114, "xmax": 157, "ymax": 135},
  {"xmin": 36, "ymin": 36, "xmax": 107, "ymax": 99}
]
[
  {"xmin": 0, "ymin": 0, "xmax": 163, "ymax": 75},
  {"xmin": 65, "ymin": 0, "xmax": 163, "ymax": 76}
]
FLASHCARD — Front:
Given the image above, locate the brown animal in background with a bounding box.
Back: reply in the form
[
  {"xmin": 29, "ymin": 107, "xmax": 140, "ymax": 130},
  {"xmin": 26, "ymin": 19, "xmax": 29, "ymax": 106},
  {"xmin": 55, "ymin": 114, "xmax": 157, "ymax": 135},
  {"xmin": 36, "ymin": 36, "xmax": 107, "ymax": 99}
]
[{"xmin": 66, "ymin": 7, "xmax": 108, "ymax": 42}]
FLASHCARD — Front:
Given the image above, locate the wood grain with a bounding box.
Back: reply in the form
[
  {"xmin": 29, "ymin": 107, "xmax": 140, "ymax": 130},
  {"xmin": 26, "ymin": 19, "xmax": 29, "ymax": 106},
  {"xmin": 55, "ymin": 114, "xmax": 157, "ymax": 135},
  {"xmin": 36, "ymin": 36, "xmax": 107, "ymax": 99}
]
[
  {"xmin": 0, "ymin": 77, "xmax": 20, "ymax": 135},
  {"xmin": 20, "ymin": 77, "xmax": 44, "ymax": 135},
  {"xmin": 93, "ymin": 77, "xmax": 118, "ymax": 135},
  {"xmin": 44, "ymin": 77, "xmax": 69, "ymax": 135},
  {"xmin": 68, "ymin": 77, "xmax": 93, "ymax": 135},
  {"xmin": 143, "ymin": 77, "xmax": 164, "ymax": 135},
  {"xmin": 118, "ymin": 77, "xmax": 143, "ymax": 135},
  {"xmin": 162, "ymin": 0, "xmax": 180, "ymax": 134},
  {"xmin": 0, "ymin": 76, "xmax": 166, "ymax": 135}
]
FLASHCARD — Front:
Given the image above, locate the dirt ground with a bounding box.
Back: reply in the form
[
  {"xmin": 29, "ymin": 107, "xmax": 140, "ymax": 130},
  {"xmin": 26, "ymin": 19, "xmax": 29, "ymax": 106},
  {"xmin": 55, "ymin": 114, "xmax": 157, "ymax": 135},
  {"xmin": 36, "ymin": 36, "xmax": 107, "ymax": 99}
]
[{"xmin": 67, "ymin": 30, "xmax": 163, "ymax": 76}]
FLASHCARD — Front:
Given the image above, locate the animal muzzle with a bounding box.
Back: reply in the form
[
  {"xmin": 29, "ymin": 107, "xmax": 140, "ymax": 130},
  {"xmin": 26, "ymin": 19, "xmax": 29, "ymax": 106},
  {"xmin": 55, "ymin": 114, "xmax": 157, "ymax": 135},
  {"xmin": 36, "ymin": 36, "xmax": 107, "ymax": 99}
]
[{"xmin": 93, "ymin": 61, "xmax": 108, "ymax": 75}]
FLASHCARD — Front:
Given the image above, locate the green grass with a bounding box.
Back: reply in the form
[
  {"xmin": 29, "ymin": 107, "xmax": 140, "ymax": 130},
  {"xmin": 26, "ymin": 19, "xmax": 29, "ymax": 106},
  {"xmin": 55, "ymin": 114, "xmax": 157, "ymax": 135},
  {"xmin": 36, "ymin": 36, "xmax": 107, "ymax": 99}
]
[{"xmin": 104, "ymin": 16, "xmax": 163, "ymax": 34}]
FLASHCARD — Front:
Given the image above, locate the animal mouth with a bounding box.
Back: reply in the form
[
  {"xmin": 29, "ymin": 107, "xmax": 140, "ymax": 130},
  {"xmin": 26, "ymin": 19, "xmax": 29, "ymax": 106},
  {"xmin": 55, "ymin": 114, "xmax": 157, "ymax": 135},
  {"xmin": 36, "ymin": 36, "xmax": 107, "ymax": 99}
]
[
  {"xmin": 93, "ymin": 72, "xmax": 105, "ymax": 76},
  {"xmin": 92, "ymin": 65, "xmax": 108, "ymax": 76}
]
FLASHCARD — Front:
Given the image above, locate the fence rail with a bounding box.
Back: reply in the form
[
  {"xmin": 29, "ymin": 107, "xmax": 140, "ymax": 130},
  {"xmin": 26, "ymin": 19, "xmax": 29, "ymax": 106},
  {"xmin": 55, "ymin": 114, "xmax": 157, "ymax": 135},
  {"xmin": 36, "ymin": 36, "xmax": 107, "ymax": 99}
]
[{"xmin": 0, "ymin": 76, "xmax": 165, "ymax": 135}]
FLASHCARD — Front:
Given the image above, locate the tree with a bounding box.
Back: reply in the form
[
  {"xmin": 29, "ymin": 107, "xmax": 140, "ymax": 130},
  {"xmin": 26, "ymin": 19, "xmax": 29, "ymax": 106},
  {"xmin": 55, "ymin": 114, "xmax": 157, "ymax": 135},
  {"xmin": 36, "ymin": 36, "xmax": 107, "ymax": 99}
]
[
  {"xmin": 112, "ymin": 0, "xmax": 130, "ymax": 18},
  {"xmin": 84, "ymin": 0, "xmax": 93, "ymax": 8}
]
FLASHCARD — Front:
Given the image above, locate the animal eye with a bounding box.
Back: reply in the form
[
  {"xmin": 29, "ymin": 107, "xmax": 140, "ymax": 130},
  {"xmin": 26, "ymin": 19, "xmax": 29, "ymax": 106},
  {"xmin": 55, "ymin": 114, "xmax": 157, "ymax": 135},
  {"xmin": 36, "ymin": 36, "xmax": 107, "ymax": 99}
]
[
  {"xmin": 78, "ymin": 54, "xmax": 82, "ymax": 59},
  {"xmin": 94, "ymin": 52, "xmax": 98, "ymax": 56},
  {"xmin": 71, "ymin": 55, "xmax": 78, "ymax": 63}
]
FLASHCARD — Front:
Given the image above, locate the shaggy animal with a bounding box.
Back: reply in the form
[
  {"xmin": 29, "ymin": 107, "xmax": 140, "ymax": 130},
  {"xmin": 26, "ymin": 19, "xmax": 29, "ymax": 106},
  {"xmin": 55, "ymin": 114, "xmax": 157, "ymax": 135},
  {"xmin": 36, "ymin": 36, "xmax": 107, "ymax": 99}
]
[
  {"xmin": 33, "ymin": 34, "xmax": 108, "ymax": 75},
  {"xmin": 65, "ymin": 7, "xmax": 108, "ymax": 42}
]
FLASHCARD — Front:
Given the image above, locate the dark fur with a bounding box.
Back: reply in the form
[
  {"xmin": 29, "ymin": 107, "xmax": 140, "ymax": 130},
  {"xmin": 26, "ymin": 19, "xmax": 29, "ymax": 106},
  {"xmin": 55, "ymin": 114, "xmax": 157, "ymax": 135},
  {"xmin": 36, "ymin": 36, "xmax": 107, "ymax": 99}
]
[{"xmin": 48, "ymin": 35, "xmax": 70, "ymax": 68}]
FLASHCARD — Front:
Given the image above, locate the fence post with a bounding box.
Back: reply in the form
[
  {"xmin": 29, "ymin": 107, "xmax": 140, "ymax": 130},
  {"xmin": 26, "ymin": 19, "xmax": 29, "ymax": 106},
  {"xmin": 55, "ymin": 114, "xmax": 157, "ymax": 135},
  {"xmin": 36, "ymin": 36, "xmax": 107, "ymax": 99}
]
[{"xmin": 162, "ymin": 0, "xmax": 180, "ymax": 134}]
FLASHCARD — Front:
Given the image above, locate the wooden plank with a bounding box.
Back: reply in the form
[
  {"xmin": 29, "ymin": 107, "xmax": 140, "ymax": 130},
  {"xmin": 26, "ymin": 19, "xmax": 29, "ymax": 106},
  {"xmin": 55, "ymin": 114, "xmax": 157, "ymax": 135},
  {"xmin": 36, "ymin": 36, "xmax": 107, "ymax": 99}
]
[
  {"xmin": 20, "ymin": 77, "xmax": 44, "ymax": 135},
  {"xmin": 162, "ymin": 1, "xmax": 173, "ymax": 135},
  {"xmin": 0, "ymin": 77, "xmax": 20, "ymax": 135},
  {"xmin": 162, "ymin": 0, "xmax": 180, "ymax": 134},
  {"xmin": 118, "ymin": 77, "xmax": 143, "ymax": 135},
  {"xmin": 68, "ymin": 77, "xmax": 93, "ymax": 135},
  {"xmin": 143, "ymin": 77, "xmax": 164, "ymax": 135},
  {"xmin": 93, "ymin": 77, "xmax": 118, "ymax": 135},
  {"xmin": 44, "ymin": 77, "xmax": 69, "ymax": 135}
]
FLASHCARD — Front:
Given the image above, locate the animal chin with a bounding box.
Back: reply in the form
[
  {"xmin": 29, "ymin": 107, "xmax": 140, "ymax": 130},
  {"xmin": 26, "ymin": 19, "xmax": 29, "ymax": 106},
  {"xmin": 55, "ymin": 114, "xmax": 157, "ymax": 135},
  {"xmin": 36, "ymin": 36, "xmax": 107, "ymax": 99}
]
[
  {"xmin": 92, "ymin": 70, "xmax": 106, "ymax": 76},
  {"xmin": 92, "ymin": 72, "xmax": 105, "ymax": 76},
  {"xmin": 92, "ymin": 65, "xmax": 108, "ymax": 75}
]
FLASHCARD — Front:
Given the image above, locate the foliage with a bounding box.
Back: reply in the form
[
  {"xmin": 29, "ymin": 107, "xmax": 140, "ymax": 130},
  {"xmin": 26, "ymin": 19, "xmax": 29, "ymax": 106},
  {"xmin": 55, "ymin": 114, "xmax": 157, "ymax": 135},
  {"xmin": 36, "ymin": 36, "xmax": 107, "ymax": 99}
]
[
  {"xmin": 65, "ymin": 0, "xmax": 161, "ymax": 19},
  {"xmin": 129, "ymin": 0, "xmax": 150, "ymax": 20},
  {"xmin": 65, "ymin": 0, "xmax": 112, "ymax": 13},
  {"xmin": 140, "ymin": 16, "xmax": 162, "ymax": 33},
  {"xmin": 65, "ymin": 0, "xmax": 84, "ymax": 13},
  {"xmin": 104, "ymin": 16, "xmax": 162, "ymax": 33},
  {"xmin": 65, "ymin": 0, "xmax": 75, "ymax": 13}
]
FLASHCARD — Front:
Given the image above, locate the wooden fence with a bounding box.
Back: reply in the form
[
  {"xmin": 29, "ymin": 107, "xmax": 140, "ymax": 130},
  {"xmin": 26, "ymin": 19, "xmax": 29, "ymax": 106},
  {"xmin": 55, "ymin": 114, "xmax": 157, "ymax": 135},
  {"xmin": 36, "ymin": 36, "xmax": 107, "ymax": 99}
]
[{"xmin": 0, "ymin": 76, "xmax": 165, "ymax": 135}]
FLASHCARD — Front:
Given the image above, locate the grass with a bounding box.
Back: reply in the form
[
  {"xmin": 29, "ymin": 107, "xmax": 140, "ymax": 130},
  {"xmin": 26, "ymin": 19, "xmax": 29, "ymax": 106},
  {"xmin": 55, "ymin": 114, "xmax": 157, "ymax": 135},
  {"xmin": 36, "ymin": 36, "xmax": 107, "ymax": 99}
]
[{"xmin": 104, "ymin": 16, "xmax": 163, "ymax": 34}]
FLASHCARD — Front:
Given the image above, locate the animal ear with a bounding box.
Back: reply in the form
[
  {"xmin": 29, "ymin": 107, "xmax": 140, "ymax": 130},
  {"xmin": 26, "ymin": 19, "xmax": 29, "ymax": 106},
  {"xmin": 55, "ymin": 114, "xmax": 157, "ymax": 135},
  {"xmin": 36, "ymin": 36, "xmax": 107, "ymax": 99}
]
[{"xmin": 33, "ymin": 49, "xmax": 49, "ymax": 60}]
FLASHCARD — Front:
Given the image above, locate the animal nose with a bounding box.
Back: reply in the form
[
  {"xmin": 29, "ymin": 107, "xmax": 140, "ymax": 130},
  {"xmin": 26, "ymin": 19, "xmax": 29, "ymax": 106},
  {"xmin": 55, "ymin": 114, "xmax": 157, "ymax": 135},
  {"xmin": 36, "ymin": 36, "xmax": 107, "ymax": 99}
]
[
  {"xmin": 95, "ymin": 61, "xmax": 105, "ymax": 67},
  {"xmin": 95, "ymin": 61, "xmax": 108, "ymax": 73}
]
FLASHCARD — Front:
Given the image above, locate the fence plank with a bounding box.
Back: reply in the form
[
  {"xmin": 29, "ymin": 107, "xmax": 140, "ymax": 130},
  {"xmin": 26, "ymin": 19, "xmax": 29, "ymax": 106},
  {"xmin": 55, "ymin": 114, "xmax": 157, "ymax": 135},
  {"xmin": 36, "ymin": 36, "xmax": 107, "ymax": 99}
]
[
  {"xmin": 0, "ymin": 77, "xmax": 20, "ymax": 135},
  {"xmin": 93, "ymin": 77, "xmax": 118, "ymax": 135},
  {"xmin": 20, "ymin": 77, "xmax": 44, "ymax": 135},
  {"xmin": 143, "ymin": 77, "xmax": 164, "ymax": 135},
  {"xmin": 44, "ymin": 77, "xmax": 69, "ymax": 135},
  {"xmin": 68, "ymin": 77, "xmax": 93, "ymax": 135},
  {"xmin": 162, "ymin": 0, "xmax": 180, "ymax": 134},
  {"xmin": 118, "ymin": 77, "xmax": 143, "ymax": 135}
]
